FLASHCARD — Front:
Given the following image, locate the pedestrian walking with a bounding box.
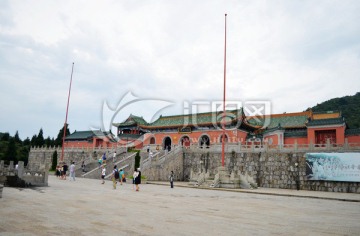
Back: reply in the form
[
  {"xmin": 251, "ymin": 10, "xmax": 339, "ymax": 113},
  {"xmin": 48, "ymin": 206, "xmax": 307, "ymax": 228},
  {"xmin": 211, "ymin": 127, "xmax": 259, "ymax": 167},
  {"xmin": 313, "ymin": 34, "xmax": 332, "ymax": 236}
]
[
  {"xmin": 132, "ymin": 169, "xmax": 138, "ymax": 190},
  {"xmin": 119, "ymin": 169, "xmax": 125, "ymax": 185},
  {"xmin": 98, "ymin": 158, "xmax": 103, "ymax": 168},
  {"xmin": 81, "ymin": 161, "xmax": 86, "ymax": 172},
  {"xmin": 69, "ymin": 162, "xmax": 76, "ymax": 181},
  {"xmin": 101, "ymin": 165, "xmax": 106, "ymax": 184},
  {"xmin": 56, "ymin": 165, "xmax": 61, "ymax": 178},
  {"xmin": 62, "ymin": 162, "xmax": 68, "ymax": 180},
  {"xmin": 169, "ymin": 171, "xmax": 174, "ymax": 188},
  {"xmin": 102, "ymin": 152, "xmax": 107, "ymax": 164},
  {"xmin": 112, "ymin": 165, "xmax": 119, "ymax": 189},
  {"xmin": 113, "ymin": 151, "xmax": 117, "ymax": 163},
  {"xmin": 134, "ymin": 168, "xmax": 141, "ymax": 191}
]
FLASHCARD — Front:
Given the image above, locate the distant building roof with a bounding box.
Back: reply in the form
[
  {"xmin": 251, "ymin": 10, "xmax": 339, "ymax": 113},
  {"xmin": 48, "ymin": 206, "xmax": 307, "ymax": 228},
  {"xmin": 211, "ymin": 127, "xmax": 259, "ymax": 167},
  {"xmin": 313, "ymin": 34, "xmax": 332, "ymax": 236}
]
[
  {"xmin": 284, "ymin": 130, "xmax": 308, "ymax": 138},
  {"xmin": 312, "ymin": 111, "xmax": 341, "ymax": 120},
  {"xmin": 345, "ymin": 128, "xmax": 360, "ymax": 136},
  {"xmin": 306, "ymin": 117, "xmax": 345, "ymax": 127},
  {"xmin": 113, "ymin": 109, "xmax": 256, "ymax": 130},
  {"xmin": 247, "ymin": 111, "xmax": 311, "ymax": 129},
  {"xmin": 65, "ymin": 130, "xmax": 112, "ymax": 141},
  {"xmin": 113, "ymin": 114, "xmax": 148, "ymax": 127}
]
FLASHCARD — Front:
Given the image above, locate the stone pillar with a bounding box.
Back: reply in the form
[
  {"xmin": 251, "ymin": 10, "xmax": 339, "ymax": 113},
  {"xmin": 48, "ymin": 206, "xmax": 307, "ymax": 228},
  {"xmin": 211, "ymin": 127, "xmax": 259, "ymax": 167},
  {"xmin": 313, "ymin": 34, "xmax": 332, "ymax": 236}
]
[
  {"xmin": 17, "ymin": 161, "xmax": 24, "ymax": 178},
  {"xmin": 309, "ymin": 140, "xmax": 314, "ymax": 151},
  {"xmin": 217, "ymin": 166, "xmax": 240, "ymax": 188},
  {"xmin": 9, "ymin": 161, "xmax": 14, "ymax": 170},
  {"xmin": 44, "ymin": 163, "xmax": 50, "ymax": 187},
  {"xmin": 344, "ymin": 138, "xmax": 349, "ymax": 149},
  {"xmin": 326, "ymin": 138, "xmax": 331, "ymax": 150}
]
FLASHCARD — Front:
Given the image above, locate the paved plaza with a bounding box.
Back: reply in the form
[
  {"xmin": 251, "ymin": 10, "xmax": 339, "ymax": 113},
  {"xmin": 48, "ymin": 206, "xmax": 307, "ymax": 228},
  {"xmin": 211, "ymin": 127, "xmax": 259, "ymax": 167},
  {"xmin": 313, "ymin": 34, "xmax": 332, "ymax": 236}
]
[{"xmin": 0, "ymin": 176, "xmax": 360, "ymax": 236}]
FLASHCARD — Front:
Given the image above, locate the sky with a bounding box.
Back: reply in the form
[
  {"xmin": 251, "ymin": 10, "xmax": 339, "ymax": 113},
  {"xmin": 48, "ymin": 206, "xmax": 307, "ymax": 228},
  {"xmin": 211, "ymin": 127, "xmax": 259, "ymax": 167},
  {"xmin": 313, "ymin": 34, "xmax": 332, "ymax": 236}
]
[{"xmin": 1, "ymin": 0, "xmax": 360, "ymax": 140}]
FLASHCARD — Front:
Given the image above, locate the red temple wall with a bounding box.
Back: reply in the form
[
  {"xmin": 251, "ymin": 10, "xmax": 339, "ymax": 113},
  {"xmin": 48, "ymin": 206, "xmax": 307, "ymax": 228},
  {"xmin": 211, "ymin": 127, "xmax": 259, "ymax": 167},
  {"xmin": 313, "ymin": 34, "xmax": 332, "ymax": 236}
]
[
  {"xmin": 284, "ymin": 137, "xmax": 308, "ymax": 145},
  {"xmin": 307, "ymin": 126, "xmax": 345, "ymax": 144},
  {"xmin": 263, "ymin": 134, "xmax": 279, "ymax": 146},
  {"xmin": 346, "ymin": 135, "xmax": 360, "ymax": 143},
  {"xmin": 143, "ymin": 129, "xmax": 248, "ymax": 147}
]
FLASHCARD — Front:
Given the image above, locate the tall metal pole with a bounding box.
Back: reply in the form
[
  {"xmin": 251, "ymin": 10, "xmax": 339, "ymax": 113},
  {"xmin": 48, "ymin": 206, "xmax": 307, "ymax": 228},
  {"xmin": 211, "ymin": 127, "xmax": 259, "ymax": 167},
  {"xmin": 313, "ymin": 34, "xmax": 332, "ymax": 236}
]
[
  {"xmin": 61, "ymin": 62, "xmax": 74, "ymax": 161},
  {"xmin": 221, "ymin": 14, "xmax": 227, "ymax": 167}
]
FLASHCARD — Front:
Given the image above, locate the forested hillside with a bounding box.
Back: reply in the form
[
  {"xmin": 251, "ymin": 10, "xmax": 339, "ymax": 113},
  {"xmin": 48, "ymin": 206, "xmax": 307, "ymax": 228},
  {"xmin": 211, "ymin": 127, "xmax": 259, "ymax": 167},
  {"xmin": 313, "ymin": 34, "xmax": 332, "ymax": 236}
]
[
  {"xmin": 0, "ymin": 125, "xmax": 70, "ymax": 165},
  {"xmin": 308, "ymin": 92, "xmax": 360, "ymax": 128}
]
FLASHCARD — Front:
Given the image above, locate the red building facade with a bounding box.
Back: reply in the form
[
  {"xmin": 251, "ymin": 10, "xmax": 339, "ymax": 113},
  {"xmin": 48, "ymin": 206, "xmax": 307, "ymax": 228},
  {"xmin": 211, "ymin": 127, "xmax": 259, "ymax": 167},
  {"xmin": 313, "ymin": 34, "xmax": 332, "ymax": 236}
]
[{"xmin": 63, "ymin": 110, "xmax": 360, "ymax": 150}]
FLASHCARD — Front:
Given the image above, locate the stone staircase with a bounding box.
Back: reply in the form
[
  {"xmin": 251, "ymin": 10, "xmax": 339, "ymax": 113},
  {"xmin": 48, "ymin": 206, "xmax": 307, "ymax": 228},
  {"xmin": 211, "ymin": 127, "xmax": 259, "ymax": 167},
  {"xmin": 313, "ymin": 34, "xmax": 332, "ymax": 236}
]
[{"xmin": 79, "ymin": 152, "xmax": 136, "ymax": 180}]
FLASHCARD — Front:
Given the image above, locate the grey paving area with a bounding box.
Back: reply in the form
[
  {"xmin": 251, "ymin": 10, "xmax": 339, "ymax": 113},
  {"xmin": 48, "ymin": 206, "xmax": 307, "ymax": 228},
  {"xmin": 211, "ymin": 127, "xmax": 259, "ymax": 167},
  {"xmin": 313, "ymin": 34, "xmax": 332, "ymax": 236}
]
[{"xmin": 1, "ymin": 176, "xmax": 360, "ymax": 236}]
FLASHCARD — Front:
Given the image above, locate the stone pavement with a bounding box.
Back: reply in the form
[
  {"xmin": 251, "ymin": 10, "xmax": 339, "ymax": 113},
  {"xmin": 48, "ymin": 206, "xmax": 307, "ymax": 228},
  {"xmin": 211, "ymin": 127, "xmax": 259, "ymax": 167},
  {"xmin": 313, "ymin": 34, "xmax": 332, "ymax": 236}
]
[
  {"xmin": 147, "ymin": 181, "xmax": 360, "ymax": 202},
  {"xmin": 0, "ymin": 176, "xmax": 359, "ymax": 236}
]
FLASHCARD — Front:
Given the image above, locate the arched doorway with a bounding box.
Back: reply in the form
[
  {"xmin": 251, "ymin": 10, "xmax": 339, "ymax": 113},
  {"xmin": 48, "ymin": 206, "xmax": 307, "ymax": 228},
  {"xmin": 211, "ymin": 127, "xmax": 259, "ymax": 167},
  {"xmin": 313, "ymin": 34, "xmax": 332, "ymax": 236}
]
[
  {"xmin": 180, "ymin": 136, "xmax": 191, "ymax": 148},
  {"xmin": 219, "ymin": 134, "xmax": 228, "ymax": 143},
  {"xmin": 199, "ymin": 135, "xmax": 210, "ymax": 148},
  {"xmin": 150, "ymin": 137, "xmax": 155, "ymax": 144},
  {"xmin": 163, "ymin": 137, "xmax": 172, "ymax": 151}
]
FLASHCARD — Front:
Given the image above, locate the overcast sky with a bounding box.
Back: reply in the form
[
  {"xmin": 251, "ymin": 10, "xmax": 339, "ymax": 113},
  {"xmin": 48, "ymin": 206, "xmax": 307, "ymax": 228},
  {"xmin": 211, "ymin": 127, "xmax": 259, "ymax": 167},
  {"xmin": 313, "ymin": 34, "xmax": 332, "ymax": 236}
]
[{"xmin": 1, "ymin": 0, "xmax": 360, "ymax": 140}]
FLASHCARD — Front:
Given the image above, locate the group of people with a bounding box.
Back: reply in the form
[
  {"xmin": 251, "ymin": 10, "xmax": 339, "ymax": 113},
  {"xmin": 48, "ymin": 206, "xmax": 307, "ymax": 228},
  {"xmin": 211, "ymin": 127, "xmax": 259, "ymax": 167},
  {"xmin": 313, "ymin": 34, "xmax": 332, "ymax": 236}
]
[
  {"xmin": 56, "ymin": 158, "xmax": 174, "ymax": 190},
  {"xmin": 98, "ymin": 151, "xmax": 118, "ymax": 168},
  {"xmin": 100, "ymin": 165, "xmax": 142, "ymax": 191},
  {"xmin": 55, "ymin": 162, "xmax": 76, "ymax": 181},
  {"xmin": 101, "ymin": 164, "xmax": 126, "ymax": 188}
]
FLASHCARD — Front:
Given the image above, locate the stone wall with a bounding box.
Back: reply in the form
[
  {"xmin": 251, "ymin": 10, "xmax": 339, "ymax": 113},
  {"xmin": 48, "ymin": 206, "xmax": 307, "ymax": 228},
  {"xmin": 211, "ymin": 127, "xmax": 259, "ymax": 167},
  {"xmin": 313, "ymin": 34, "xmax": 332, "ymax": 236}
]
[
  {"xmin": 28, "ymin": 146, "xmax": 126, "ymax": 170},
  {"xmin": 0, "ymin": 161, "xmax": 49, "ymax": 187},
  {"xmin": 28, "ymin": 147, "xmax": 360, "ymax": 193},
  {"xmin": 146, "ymin": 149, "xmax": 360, "ymax": 193},
  {"xmin": 141, "ymin": 150, "xmax": 184, "ymax": 181}
]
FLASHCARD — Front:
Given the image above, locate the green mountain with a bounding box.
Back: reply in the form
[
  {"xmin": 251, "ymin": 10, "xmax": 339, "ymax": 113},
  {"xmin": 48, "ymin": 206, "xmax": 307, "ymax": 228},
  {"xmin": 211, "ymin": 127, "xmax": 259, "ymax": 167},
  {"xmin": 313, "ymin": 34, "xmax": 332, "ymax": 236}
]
[{"xmin": 308, "ymin": 92, "xmax": 360, "ymax": 128}]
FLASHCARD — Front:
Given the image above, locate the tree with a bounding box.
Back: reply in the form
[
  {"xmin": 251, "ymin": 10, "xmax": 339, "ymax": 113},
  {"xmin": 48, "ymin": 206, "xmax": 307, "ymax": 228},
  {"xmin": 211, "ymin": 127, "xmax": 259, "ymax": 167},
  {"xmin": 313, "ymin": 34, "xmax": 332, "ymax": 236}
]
[
  {"xmin": 134, "ymin": 151, "xmax": 141, "ymax": 170},
  {"xmin": 51, "ymin": 150, "xmax": 58, "ymax": 171},
  {"xmin": 30, "ymin": 134, "xmax": 37, "ymax": 147},
  {"xmin": 55, "ymin": 124, "xmax": 70, "ymax": 147},
  {"xmin": 36, "ymin": 128, "xmax": 45, "ymax": 147},
  {"xmin": 1, "ymin": 132, "xmax": 10, "ymax": 142},
  {"xmin": 17, "ymin": 146, "xmax": 29, "ymax": 165},
  {"xmin": 310, "ymin": 92, "xmax": 360, "ymax": 128},
  {"xmin": 45, "ymin": 136, "xmax": 54, "ymax": 147},
  {"xmin": 23, "ymin": 137, "xmax": 30, "ymax": 146},
  {"xmin": 5, "ymin": 137, "xmax": 16, "ymax": 164},
  {"xmin": 14, "ymin": 131, "xmax": 22, "ymax": 144}
]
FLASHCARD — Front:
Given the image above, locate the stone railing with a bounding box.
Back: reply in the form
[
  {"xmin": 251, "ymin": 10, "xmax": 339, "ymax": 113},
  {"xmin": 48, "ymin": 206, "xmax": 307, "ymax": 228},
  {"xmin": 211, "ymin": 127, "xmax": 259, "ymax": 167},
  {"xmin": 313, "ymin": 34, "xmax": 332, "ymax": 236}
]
[
  {"xmin": 0, "ymin": 161, "xmax": 49, "ymax": 187},
  {"xmin": 188, "ymin": 142, "xmax": 360, "ymax": 153}
]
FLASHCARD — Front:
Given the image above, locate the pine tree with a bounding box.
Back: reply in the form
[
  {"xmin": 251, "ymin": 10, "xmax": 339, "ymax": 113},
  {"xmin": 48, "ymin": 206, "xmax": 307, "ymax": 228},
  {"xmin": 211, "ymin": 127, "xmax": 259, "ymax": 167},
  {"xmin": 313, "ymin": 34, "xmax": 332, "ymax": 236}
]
[
  {"xmin": 51, "ymin": 150, "xmax": 58, "ymax": 171},
  {"xmin": 30, "ymin": 135, "xmax": 37, "ymax": 147},
  {"xmin": 135, "ymin": 151, "xmax": 141, "ymax": 170},
  {"xmin": 36, "ymin": 128, "xmax": 45, "ymax": 147},
  {"xmin": 5, "ymin": 137, "xmax": 16, "ymax": 164},
  {"xmin": 23, "ymin": 137, "xmax": 30, "ymax": 146},
  {"xmin": 55, "ymin": 124, "xmax": 70, "ymax": 147},
  {"xmin": 1, "ymin": 132, "xmax": 10, "ymax": 141},
  {"xmin": 14, "ymin": 131, "xmax": 22, "ymax": 144}
]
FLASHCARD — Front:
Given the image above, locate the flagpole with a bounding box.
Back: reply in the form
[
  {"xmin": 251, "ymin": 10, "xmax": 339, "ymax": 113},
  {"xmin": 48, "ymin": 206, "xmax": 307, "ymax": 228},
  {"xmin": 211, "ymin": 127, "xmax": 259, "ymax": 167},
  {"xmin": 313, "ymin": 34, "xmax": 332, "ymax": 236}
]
[
  {"xmin": 221, "ymin": 14, "xmax": 227, "ymax": 167},
  {"xmin": 61, "ymin": 62, "xmax": 74, "ymax": 161}
]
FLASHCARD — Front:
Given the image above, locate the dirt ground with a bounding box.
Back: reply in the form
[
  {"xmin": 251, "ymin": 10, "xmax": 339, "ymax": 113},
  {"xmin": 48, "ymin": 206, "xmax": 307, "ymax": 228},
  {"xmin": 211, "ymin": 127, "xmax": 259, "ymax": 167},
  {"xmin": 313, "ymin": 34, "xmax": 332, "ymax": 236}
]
[{"xmin": 0, "ymin": 175, "xmax": 359, "ymax": 235}]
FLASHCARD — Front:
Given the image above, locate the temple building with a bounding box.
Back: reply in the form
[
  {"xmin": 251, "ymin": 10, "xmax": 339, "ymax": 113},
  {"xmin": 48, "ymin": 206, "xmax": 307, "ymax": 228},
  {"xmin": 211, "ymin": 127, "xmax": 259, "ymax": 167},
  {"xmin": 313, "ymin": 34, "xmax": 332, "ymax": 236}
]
[
  {"xmin": 63, "ymin": 130, "xmax": 116, "ymax": 149},
  {"xmin": 63, "ymin": 109, "xmax": 360, "ymax": 149},
  {"xmin": 113, "ymin": 109, "xmax": 256, "ymax": 150},
  {"xmin": 112, "ymin": 109, "xmax": 360, "ymax": 150}
]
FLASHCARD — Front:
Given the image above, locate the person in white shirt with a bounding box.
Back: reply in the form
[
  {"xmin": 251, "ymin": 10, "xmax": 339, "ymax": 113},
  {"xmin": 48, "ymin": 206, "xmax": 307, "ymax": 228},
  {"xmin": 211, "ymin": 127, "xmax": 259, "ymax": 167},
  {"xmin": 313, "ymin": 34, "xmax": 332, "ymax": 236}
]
[
  {"xmin": 69, "ymin": 162, "xmax": 76, "ymax": 181},
  {"xmin": 113, "ymin": 151, "xmax": 116, "ymax": 163},
  {"xmin": 101, "ymin": 165, "xmax": 106, "ymax": 184}
]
